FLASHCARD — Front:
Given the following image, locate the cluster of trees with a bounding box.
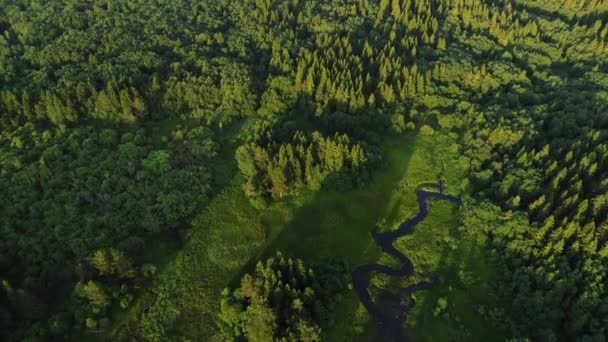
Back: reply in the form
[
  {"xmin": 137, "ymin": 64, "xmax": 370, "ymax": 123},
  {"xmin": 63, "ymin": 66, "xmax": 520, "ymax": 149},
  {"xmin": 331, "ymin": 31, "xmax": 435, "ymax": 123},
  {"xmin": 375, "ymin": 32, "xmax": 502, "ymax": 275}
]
[
  {"xmin": 0, "ymin": 0, "xmax": 260, "ymax": 128},
  {"xmin": 294, "ymin": 35, "xmax": 433, "ymax": 113},
  {"xmin": 293, "ymin": 0, "xmax": 448, "ymax": 112},
  {"xmin": 0, "ymin": 82, "xmax": 146, "ymax": 127},
  {"xmin": 218, "ymin": 252, "xmax": 349, "ymax": 341},
  {"xmin": 236, "ymin": 130, "xmax": 368, "ymax": 202},
  {"xmin": 462, "ymin": 123, "xmax": 608, "ymax": 340}
]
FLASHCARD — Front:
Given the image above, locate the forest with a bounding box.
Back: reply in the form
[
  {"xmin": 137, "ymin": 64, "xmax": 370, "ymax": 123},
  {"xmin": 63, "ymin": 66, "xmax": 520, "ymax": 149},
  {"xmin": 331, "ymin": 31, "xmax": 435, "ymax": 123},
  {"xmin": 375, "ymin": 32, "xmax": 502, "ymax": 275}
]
[{"xmin": 1, "ymin": 0, "xmax": 608, "ymax": 340}]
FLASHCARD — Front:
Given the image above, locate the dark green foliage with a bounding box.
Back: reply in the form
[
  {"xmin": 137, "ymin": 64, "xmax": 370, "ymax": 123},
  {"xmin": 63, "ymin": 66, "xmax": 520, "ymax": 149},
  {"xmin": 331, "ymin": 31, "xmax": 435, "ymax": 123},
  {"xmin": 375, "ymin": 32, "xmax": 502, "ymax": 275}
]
[
  {"xmin": 70, "ymin": 248, "xmax": 146, "ymax": 332},
  {"xmin": 0, "ymin": 125, "xmax": 216, "ymax": 285},
  {"xmin": 0, "ymin": 123, "xmax": 216, "ymax": 338},
  {"xmin": 218, "ymin": 252, "xmax": 349, "ymax": 341},
  {"xmin": 1, "ymin": 0, "xmax": 608, "ymax": 340}
]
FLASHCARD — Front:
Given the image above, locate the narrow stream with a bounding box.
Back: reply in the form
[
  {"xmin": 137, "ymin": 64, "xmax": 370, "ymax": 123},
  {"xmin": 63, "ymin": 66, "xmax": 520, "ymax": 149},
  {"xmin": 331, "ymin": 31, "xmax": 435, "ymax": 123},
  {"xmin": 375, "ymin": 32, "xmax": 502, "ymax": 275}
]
[{"xmin": 352, "ymin": 182, "xmax": 460, "ymax": 341}]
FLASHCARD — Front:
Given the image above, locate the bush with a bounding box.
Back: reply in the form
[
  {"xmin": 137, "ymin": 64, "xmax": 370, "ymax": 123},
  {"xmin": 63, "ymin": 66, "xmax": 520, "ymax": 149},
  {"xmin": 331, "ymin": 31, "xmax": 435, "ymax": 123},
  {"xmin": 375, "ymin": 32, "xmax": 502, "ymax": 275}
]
[
  {"xmin": 85, "ymin": 318, "xmax": 98, "ymax": 330},
  {"xmin": 141, "ymin": 264, "xmax": 157, "ymax": 278}
]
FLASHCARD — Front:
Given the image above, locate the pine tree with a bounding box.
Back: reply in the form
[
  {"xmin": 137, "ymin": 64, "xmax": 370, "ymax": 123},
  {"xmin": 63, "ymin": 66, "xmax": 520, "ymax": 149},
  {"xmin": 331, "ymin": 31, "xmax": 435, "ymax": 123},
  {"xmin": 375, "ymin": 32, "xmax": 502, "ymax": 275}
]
[
  {"xmin": 304, "ymin": 69, "xmax": 315, "ymax": 96},
  {"xmin": 269, "ymin": 166, "xmax": 288, "ymax": 199},
  {"xmin": 391, "ymin": 0, "xmax": 401, "ymax": 21},
  {"xmin": 21, "ymin": 91, "xmax": 32, "ymax": 120},
  {"xmin": 120, "ymin": 89, "xmax": 135, "ymax": 122},
  {"xmin": 305, "ymin": 147, "xmax": 315, "ymax": 184},
  {"xmin": 437, "ymin": 37, "xmax": 447, "ymax": 50}
]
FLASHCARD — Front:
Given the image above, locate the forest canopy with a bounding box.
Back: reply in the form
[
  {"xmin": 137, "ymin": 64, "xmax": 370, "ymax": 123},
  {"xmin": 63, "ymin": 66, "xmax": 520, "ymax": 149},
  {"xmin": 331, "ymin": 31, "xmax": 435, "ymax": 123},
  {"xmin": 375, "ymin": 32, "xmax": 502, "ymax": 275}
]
[{"xmin": 1, "ymin": 0, "xmax": 608, "ymax": 341}]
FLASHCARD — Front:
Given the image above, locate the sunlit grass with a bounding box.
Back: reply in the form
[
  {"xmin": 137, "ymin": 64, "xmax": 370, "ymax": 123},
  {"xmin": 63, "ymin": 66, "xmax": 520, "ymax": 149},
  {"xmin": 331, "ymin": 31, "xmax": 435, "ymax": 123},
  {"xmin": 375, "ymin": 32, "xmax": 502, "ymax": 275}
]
[{"xmin": 112, "ymin": 129, "xmax": 504, "ymax": 341}]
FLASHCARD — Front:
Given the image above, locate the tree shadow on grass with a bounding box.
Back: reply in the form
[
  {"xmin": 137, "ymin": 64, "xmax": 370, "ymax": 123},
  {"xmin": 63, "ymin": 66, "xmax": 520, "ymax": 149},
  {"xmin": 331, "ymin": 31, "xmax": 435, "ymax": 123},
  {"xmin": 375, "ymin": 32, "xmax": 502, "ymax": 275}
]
[{"xmin": 225, "ymin": 133, "xmax": 417, "ymax": 339}]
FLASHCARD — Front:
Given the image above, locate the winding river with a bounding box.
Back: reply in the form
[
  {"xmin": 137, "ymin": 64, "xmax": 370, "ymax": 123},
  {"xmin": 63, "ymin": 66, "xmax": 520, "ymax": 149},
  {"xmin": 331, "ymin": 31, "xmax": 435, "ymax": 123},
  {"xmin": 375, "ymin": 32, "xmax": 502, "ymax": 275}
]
[{"xmin": 351, "ymin": 181, "xmax": 461, "ymax": 341}]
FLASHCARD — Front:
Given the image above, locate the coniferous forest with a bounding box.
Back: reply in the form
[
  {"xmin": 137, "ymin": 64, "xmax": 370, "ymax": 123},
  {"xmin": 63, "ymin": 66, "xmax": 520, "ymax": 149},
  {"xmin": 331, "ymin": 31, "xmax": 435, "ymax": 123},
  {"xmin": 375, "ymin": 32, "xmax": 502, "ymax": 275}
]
[{"xmin": 1, "ymin": 0, "xmax": 608, "ymax": 341}]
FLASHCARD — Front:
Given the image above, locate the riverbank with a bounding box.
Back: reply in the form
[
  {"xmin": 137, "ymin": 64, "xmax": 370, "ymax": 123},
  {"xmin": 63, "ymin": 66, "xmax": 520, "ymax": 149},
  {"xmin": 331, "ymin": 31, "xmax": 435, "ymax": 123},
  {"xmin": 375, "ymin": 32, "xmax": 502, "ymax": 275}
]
[{"xmin": 352, "ymin": 184, "xmax": 461, "ymax": 341}]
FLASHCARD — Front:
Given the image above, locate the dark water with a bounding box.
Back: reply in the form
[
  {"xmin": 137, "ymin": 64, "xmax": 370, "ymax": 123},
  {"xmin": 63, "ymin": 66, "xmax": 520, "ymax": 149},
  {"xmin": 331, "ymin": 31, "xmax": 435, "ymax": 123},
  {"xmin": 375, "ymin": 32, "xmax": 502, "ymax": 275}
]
[{"xmin": 352, "ymin": 183, "xmax": 460, "ymax": 341}]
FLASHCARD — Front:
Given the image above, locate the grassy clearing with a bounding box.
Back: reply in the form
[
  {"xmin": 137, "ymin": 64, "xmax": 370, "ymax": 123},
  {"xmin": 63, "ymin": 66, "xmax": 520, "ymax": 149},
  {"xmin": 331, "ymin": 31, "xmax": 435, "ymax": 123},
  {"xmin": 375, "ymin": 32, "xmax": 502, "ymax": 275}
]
[
  {"xmin": 396, "ymin": 196, "xmax": 508, "ymax": 341},
  {"xmin": 372, "ymin": 196, "xmax": 506, "ymax": 340},
  {"xmin": 114, "ymin": 128, "xmax": 505, "ymax": 341}
]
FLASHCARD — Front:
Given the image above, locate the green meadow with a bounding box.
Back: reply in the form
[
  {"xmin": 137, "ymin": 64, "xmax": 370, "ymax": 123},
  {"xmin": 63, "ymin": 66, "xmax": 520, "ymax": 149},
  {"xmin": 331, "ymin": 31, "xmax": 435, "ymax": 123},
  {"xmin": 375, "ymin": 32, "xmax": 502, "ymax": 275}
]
[{"xmin": 112, "ymin": 127, "xmax": 503, "ymax": 340}]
